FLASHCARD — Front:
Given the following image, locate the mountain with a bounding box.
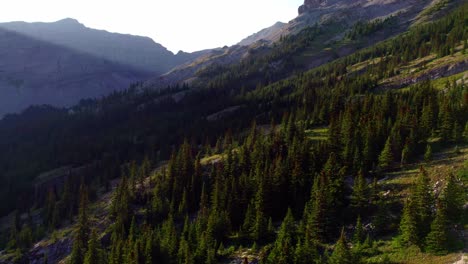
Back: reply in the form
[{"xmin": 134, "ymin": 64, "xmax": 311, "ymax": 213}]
[
  {"xmin": 0, "ymin": 19, "xmax": 206, "ymax": 74},
  {"xmin": 0, "ymin": 2, "xmax": 466, "ymax": 264},
  {"xmin": 237, "ymin": 22, "xmax": 287, "ymax": 46},
  {"xmin": 0, "ymin": 19, "xmax": 210, "ymax": 116},
  {"xmin": 0, "ymin": 27, "xmax": 151, "ymax": 116},
  {"xmin": 144, "ymin": 0, "xmax": 463, "ymax": 91}
]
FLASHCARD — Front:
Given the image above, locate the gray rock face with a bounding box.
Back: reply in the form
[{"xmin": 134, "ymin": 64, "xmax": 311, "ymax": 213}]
[
  {"xmin": 299, "ymin": 0, "xmax": 326, "ymax": 14},
  {"xmin": 286, "ymin": 0, "xmax": 428, "ymax": 41}
]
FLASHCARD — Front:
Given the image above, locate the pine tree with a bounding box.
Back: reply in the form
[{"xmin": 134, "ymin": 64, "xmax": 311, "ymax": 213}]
[
  {"xmin": 70, "ymin": 184, "xmax": 90, "ymax": 264},
  {"xmin": 253, "ymin": 180, "xmax": 267, "ymax": 241},
  {"xmin": 242, "ymin": 202, "xmax": 255, "ymax": 236},
  {"xmin": 399, "ymin": 200, "xmax": 418, "ymax": 246},
  {"xmin": 442, "ymin": 173, "xmax": 464, "ymax": 224},
  {"xmin": 329, "ymin": 228, "xmax": 352, "ymax": 264},
  {"xmin": 425, "ymin": 202, "xmax": 449, "ymax": 255},
  {"xmin": 413, "ymin": 167, "xmax": 433, "ymax": 240},
  {"xmin": 400, "ymin": 142, "xmax": 411, "ymax": 166},
  {"xmin": 306, "ymin": 176, "xmax": 327, "ymax": 243},
  {"xmin": 350, "ymin": 170, "xmax": 368, "ymax": 215},
  {"xmin": 424, "ymin": 144, "xmax": 432, "ymax": 162},
  {"xmin": 353, "ymin": 216, "xmax": 364, "ymax": 245},
  {"xmin": 84, "ymin": 230, "xmax": 101, "ymax": 264},
  {"xmin": 378, "ymin": 137, "xmax": 393, "ymax": 169},
  {"xmin": 144, "ymin": 234, "xmax": 153, "ymax": 264},
  {"xmin": 267, "ymin": 209, "xmax": 295, "ymax": 264}
]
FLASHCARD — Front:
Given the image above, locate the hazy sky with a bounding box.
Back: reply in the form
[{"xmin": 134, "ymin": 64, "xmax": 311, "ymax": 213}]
[{"xmin": 0, "ymin": 0, "xmax": 303, "ymax": 53}]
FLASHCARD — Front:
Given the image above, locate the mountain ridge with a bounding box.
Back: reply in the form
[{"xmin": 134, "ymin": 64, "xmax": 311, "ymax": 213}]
[
  {"xmin": 0, "ymin": 27, "xmax": 151, "ymax": 116},
  {"xmin": 0, "ymin": 18, "xmax": 204, "ymax": 74}
]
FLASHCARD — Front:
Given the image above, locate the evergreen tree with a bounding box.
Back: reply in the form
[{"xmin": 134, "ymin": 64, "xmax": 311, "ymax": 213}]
[
  {"xmin": 441, "ymin": 173, "xmax": 464, "ymax": 224},
  {"xmin": 353, "ymin": 216, "xmax": 364, "ymax": 245},
  {"xmin": 399, "ymin": 200, "xmax": 418, "ymax": 246},
  {"xmin": 351, "ymin": 170, "xmax": 369, "ymax": 215},
  {"xmin": 401, "ymin": 142, "xmax": 411, "ymax": 166},
  {"xmin": 378, "ymin": 137, "xmax": 393, "ymax": 169},
  {"xmin": 425, "ymin": 202, "xmax": 449, "ymax": 255},
  {"xmin": 70, "ymin": 184, "xmax": 90, "ymax": 264},
  {"xmin": 412, "ymin": 167, "xmax": 433, "ymax": 240},
  {"xmin": 253, "ymin": 180, "xmax": 267, "ymax": 241},
  {"xmin": 267, "ymin": 209, "xmax": 296, "ymax": 264},
  {"xmin": 329, "ymin": 228, "xmax": 352, "ymax": 264},
  {"xmin": 424, "ymin": 144, "xmax": 432, "ymax": 162},
  {"xmin": 84, "ymin": 230, "xmax": 101, "ymax": 264}
]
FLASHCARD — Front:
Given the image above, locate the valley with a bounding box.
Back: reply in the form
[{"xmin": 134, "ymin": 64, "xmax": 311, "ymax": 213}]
[{"xmin": 0, "ymin": 1, "xmax": 466, "ymax": 264}]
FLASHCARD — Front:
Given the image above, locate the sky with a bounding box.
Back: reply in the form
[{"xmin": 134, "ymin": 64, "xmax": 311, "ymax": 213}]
[{"xmin": 0, "ymin": 0, "xmax": 303, "ymax": 53}]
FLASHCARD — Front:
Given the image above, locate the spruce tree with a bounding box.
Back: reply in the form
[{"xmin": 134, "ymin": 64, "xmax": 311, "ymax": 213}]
[
  {"xmin": 401, "ymin": 142, "xmax": 411, "ymax": 166},
  {"xmin": 84, "ymin": 230, "xmax": 101, "ymax": 264},
  {"xmin": 253, "ymin": 180, "xmax": 267, "ymax": 241},
  {"xmin": 424, "ymin": 144, "xmax": 432, "ymax": 162},
  {"xmin": 399, "ymin": 200, "xmax": 418, "ymax": 246},
  {"xmin": 70, "ymin": 184, "xmax": 90, "ymax": 264},
  {"xmin": 425, "ymin": 202, "xmax": 449, "ymax": 255},
  {"xmin": 352, "ymin": 216, "xmax": 364, "ymax": 245},
  {"xmin": 378, "ymin": 137, "xmax": 393, "ymax": 169},
  {"xmin": 442, "ymin": 173, "xmax": 464, "ymax": 224},
  {"xmin": 267, "ymin": 209, "xmax": 295, "ymax": 264},
  {"xmin": 351, "ymin": 170, "xmax": 368, "ymax": 215},
  {"xmin": 329, "ymin": 228, "xmax": 352, "ymax": 264},
  {"xmin": 306, "ymin": 176, "xmax": 327, "ymax": 243},
  {"xmin": 413, "ymin": 167, "xmax": 433, "ymax": 240}
]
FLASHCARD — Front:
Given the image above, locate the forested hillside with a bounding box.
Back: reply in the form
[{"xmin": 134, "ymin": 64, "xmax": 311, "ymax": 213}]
[{"xmin": 0, "ymin": 2, "xmax": 467, "ymax": 264}]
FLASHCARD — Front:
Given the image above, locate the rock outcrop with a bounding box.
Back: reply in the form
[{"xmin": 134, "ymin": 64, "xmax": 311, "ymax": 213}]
[{"xmin": 299, "ymin": 0, "xmax": 326, "ymax": 14}]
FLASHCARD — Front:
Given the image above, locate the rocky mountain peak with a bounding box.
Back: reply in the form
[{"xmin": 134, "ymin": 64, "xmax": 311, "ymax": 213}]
[{"xmin": 299, "ymin": 0, "xmax": 326, "ymax": 14}]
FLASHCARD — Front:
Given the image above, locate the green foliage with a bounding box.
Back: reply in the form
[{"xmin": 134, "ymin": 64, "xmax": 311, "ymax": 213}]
[
  {"xmin": 378, "ymin": 137, "xmax": 394, "ymax": 169},
  {"xmin": 441, "ymin": 173, "xmax": 465, "ymax": 224},
  {"xmin": 267, "ymin": 209, "xmax": 296, "ymax": 264},
  {"xmin": 425, "ymin": 203, "xmax": 449, "ymax": 255},
  {"xmin": 329, "ymin": 228, "xmax": 352, "ymax": 264},
  {"xmin": 0, "ymin": 3, "xmax": 467, "ymax": 264},
  {"xmin": 424, "ymin": 145, "xmax": 433, "ymax": 162},
  {"xmin": 346, "ymin": 16, "xmax": 398, "ymax": 40},
  {"xmin": 398, "ymin": 200, "xmax": 419, "ymax": 246},
  {"xmin": 353, "ymin": 216, "xmax": 365, "ymax": 245},
  {"xmin": 412, "ymin": 168, "xmax": 434, "ymax": 240},
  {"xmin": 84, "ymin": 230, "xmax": 103, "ymax": 264},
  {"xmin": 69, "ymin": 184, "xmax": 90, "ymax": 264},
  {"xmin": 351, "ymin": 171, "xmax": 369, "ymax": 215}
]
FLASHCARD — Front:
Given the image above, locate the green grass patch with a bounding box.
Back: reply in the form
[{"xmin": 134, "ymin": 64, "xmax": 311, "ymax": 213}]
[
  {"xmin": 201, "ymin": 154, "xmax": 224, "ymax": 165},
  {"xmin": 366, "ymin": 240, "xmax": 460, "ymax": 264},
  {"xmin": 305, "ymin": 127, "xmax": 329, "ymax": 141},
  {"xmin": 431, "ymin": 70, "xmax": 467, "ymax": 90}
]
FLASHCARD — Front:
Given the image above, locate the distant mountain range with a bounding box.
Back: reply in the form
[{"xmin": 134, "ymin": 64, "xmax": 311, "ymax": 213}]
[
  {"xmin": 0, "ymin": 18, "xmax": 204, "ymax": 74},
  {"xmin": 0, "ymin": 19, "xmax": 209, "ymax": 116},
  {"xmin": 0, "ymin": 0, "xmax": 459, "ymax": 117},
  {"xmin": 0, "ymin": 27, "xmax": 151, "ymax": 116}
]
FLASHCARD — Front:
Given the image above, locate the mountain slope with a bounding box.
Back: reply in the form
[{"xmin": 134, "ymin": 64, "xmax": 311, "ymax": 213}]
[
  {"xmin": 0, "ymin": 28, "xmax": 150, "ymax": 116},
  {"xmin": 0, "ymin": 2, "xmax": 466, "ymax": 264},
  {"xmin": 237, "ymin": 22, "xmax": 286, "ymax": 46},
  {"xmin": 0, "ymin": 19, "xmax": 204, "ymax": 74},
  {"xmin": 143, "ymin": 0, "xmax": 463, "ymax": 91}
]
